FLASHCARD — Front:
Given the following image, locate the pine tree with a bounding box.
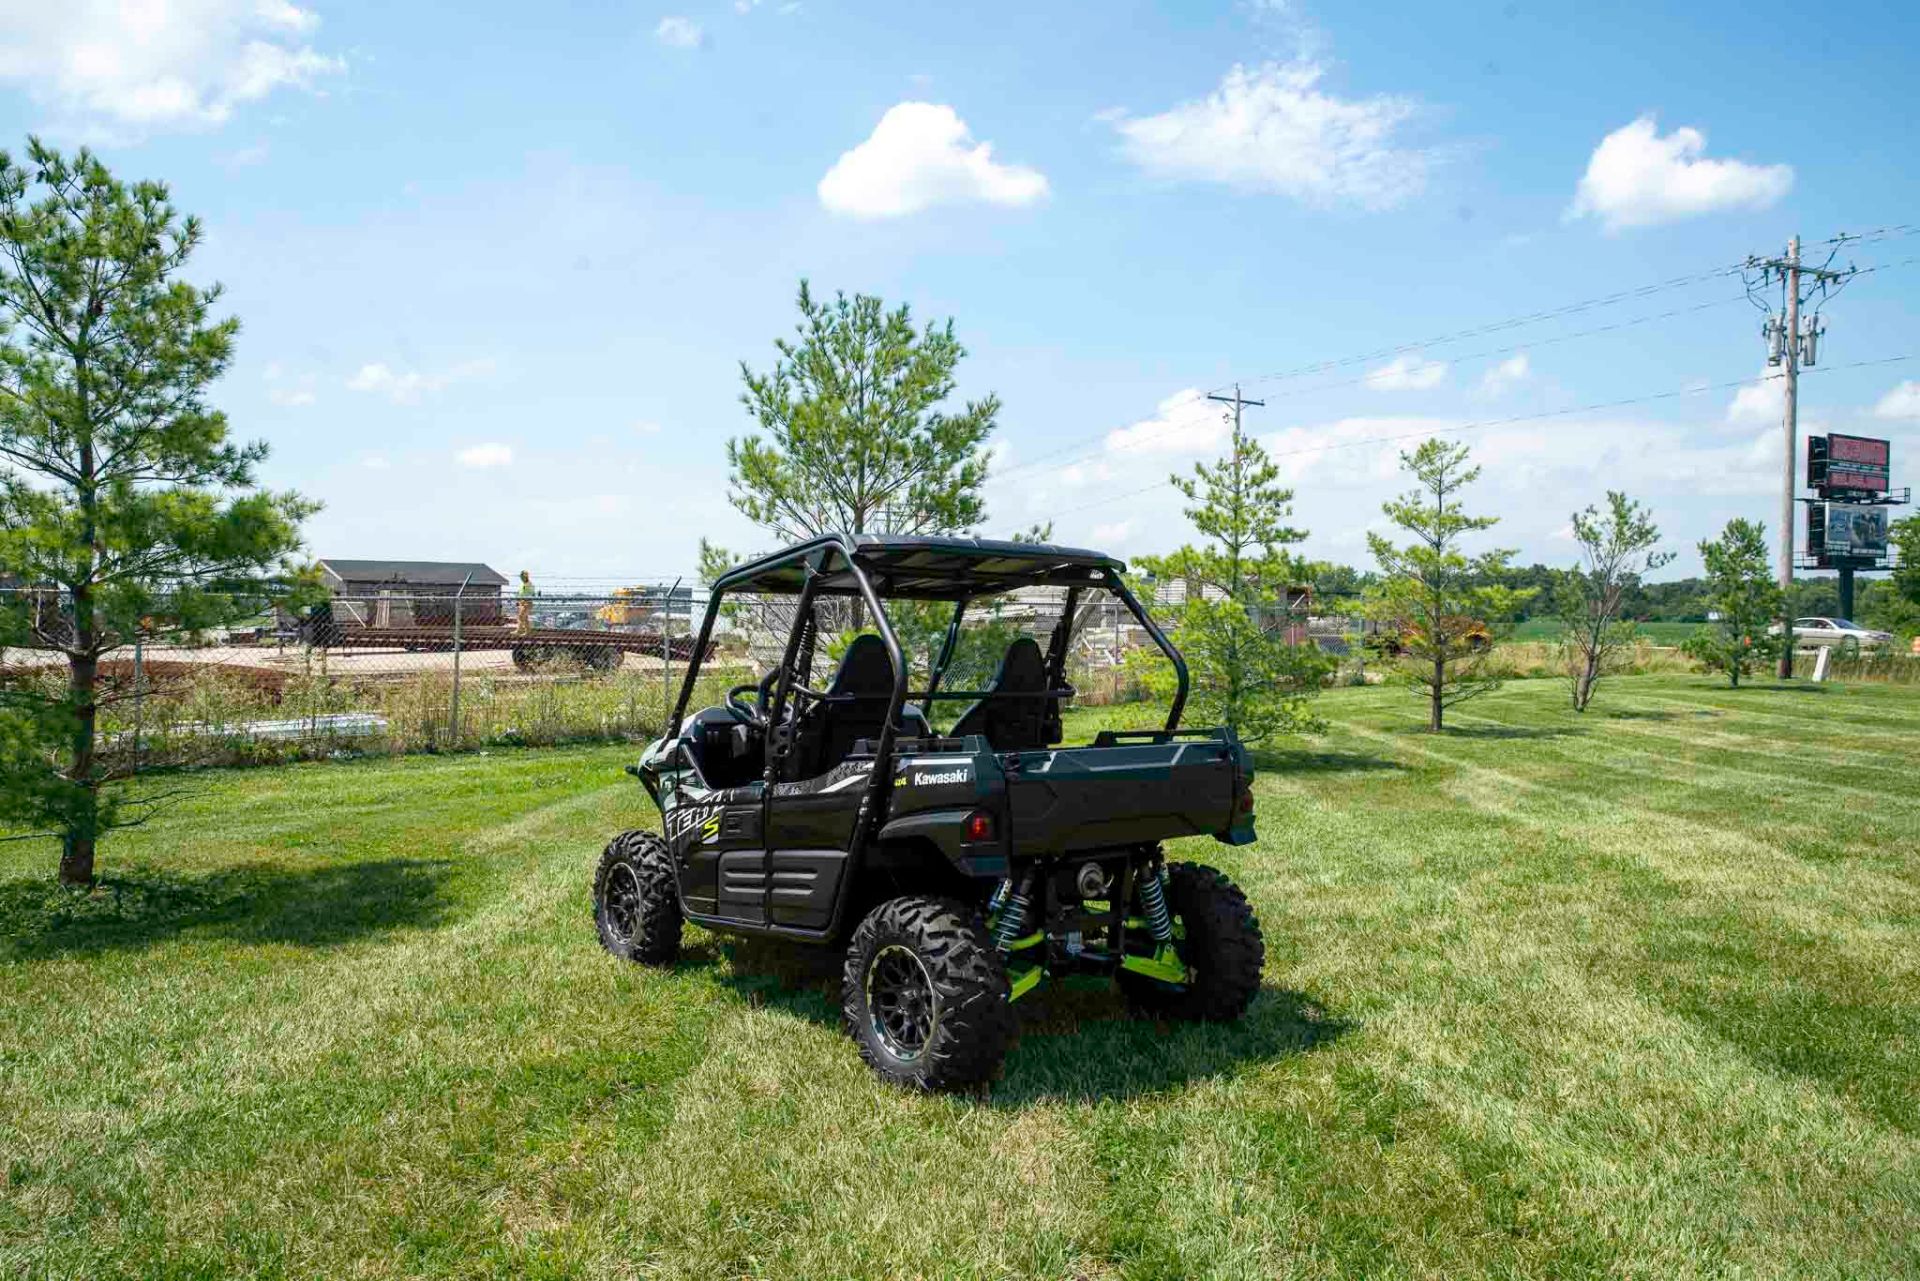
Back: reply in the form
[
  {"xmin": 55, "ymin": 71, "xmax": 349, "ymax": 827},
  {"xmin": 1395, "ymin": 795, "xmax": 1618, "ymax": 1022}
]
[
  {"xmin": 0, "ymin": 140, "xmax": 313, "ymax": 885},
  {"xmin": 1365, "ymin": 440, "xmax": 1529, "ymax": 732},
  {"xmin": 1136, "ymin": 410, "xmax": 1330, "ymax": 742}
]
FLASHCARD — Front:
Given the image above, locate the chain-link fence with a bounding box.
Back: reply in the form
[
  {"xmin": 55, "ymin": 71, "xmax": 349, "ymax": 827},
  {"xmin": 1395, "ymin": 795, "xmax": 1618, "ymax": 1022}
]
[
  {"xmin": 0, "ymin": 576, "xmax": 1368, "ymax": 771},
  {"xmin": 0, "ymin": 586, "xmax": 750, "ymax": 769}
]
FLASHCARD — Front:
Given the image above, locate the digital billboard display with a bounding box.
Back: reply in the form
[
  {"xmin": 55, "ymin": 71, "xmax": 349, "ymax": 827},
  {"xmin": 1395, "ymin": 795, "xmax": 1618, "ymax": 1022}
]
[{"xmin": 1811, "ymin": 433, "xmax": 1891, "ymax": 496}]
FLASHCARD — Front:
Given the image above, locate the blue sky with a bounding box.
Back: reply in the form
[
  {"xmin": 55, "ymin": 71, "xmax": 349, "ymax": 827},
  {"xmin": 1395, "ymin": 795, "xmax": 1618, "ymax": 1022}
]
[{"xmin": 2, "ymin": 0, "xmax": 1917, "ymax": 582}]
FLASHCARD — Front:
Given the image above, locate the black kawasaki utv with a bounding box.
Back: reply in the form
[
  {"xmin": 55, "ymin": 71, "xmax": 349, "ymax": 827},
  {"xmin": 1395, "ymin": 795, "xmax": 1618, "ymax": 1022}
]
[{"xmin": 592, "ymin": 533, "xmax": 1264, "ymax": 1090}]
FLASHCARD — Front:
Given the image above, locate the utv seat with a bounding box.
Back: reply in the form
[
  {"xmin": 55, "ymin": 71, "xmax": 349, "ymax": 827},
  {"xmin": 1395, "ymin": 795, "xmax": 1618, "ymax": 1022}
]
[
  {"xmin": 785, "ymin": 634, "xmax": 929, "ymax": 779},
  {"xmin": 948, "ymin": 636, "xmax": 1056, "ymax": 751}
]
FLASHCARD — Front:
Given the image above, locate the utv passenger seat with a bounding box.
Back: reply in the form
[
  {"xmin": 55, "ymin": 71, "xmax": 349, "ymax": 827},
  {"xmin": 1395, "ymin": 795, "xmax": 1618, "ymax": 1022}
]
[
  {"xmin": 784, "ymin": 634, "xmax": 929, "ymax": 779},
  {"xmin": 947, "ymin": 637, "xmax": 1055, "ymax": 751}
]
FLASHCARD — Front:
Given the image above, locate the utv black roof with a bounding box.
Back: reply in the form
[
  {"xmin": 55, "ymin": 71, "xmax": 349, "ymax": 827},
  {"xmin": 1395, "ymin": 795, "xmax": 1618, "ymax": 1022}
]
[{"xmin": 713, "ymin": 533, "xmax": 1127, "ymax": 600}]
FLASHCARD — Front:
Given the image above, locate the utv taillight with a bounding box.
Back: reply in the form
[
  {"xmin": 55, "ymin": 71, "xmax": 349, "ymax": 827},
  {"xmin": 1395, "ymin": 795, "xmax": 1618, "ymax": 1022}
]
[
  {"xmin": 1237, "ymin": 787, "xmax": 1255, "ymax": 815},
  {"xmin": 964, "ymin": 810, "xmax": 993, "ymax": 842}
]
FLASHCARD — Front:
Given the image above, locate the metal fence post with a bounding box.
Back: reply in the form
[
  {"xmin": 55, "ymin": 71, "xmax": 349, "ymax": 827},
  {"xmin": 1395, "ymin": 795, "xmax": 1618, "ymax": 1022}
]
[
  {"xmin": 450, "ymin": 575, "xmax": 471, "ymax": 747},
  {"xmin": 131, "ymin": 638, "xmax": 145, "ymax": 775},
  {"xmin": 662, "ymin": 576, "xmax": 681, "ymax": 734}
]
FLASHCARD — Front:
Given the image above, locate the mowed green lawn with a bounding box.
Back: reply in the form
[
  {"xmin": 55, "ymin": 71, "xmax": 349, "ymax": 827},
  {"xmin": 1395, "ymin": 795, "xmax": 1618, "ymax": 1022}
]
[{"xmin": 4, "ymin": 676, "xmax": 1919, "ymax": 1279}]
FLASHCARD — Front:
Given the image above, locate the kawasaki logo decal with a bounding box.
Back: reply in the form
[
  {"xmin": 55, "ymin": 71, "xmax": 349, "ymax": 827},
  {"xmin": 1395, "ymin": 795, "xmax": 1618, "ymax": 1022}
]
[{"xmin": 909, "ymin": 767, "xmax": 969, "ymax": 786}]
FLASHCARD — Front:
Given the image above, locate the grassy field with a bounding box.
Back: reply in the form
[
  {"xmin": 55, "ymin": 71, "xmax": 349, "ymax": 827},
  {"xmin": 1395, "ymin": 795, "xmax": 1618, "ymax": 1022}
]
[
  {"xmin": 1511, "ymin": 617, "xmax": 1696, "ymax": 644},
  {"xmin": 4, "ymin": 676, "xmax": 1919, "ymax": 1279}
]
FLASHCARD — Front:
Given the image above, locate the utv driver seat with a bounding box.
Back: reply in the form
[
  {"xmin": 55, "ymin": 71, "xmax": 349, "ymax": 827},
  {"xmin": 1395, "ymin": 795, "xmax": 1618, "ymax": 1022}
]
[
  {"xmin": 948, "ymin": 636, "xmax": 1056, "ymax": 752},
  {"xmin": 785, "ymin": 633, "xmax": 929, "ymax": 779}
]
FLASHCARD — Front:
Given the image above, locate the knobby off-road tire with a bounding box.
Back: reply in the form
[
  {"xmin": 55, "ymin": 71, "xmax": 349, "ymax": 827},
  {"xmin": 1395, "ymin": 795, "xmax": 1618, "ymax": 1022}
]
[
  {"xmin": 1119, "ymin": 861, "xmax": 1265, "ymax": 1022},
  {"xmin": 842, "ymin": 896, "xmax": 1016, "ymax": 1092},
  {"xmin": 593, "ymin": 830, "xmax": 682, "ymax": 966}
]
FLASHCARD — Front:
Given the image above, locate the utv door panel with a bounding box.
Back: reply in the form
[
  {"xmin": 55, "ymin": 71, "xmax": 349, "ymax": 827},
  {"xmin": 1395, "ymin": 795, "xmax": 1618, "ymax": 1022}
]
[
  {"xmin": 679, "ymin": 844, "xmax": 720, "ymax": 914},
  {"xmin": 768, "ymin": 850, "xmax": 849, "ymax": 928},
  {"xmin": 768, "ymin": 789, "xmax": 863, "ymax": 849},
  {"xmin": 718, "ymin": 850, "xmax": 768, "ymax": 923}
]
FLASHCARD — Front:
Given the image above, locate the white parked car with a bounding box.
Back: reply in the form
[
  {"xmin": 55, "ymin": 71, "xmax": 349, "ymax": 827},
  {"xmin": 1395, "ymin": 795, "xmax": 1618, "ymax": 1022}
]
[{"xmin": 1767, "ymin": 617, "xmax": 1895, "ymax": 650}]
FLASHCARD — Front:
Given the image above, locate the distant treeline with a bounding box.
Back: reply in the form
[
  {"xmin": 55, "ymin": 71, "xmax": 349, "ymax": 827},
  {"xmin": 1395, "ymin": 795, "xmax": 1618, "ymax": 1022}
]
[{"xmin": 1302, "ymin": 561, "xmax": 1902, "ymax": 625}]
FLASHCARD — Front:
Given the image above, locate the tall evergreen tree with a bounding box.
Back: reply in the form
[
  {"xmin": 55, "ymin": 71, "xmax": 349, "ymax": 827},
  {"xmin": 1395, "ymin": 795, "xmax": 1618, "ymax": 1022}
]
[
  {"xmin": 730, "ymin": 281, "xmax": 997, "ymax": 541},
  {"xmin": 0, "ymin": 140, "xmax": 312, "ymax": 885}
]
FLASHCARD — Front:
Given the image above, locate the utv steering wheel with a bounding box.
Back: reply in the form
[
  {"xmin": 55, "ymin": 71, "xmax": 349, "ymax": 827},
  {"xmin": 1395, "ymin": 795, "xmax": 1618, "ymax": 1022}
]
[{"xmin": 726, "ymin": 668, "xmax": 782, "ymax": 727}]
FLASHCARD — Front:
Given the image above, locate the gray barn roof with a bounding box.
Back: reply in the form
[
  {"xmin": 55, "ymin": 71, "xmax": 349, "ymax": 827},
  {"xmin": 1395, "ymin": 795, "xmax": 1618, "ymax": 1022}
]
[{"xmin": 319, "ymin": 559, "xmax": 509, "ymax": 587}]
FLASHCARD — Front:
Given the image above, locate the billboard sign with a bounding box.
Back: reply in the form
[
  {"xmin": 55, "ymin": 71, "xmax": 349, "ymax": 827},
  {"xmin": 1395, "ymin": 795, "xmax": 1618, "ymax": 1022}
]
[
  {"xmin": 1809, "ymin": 433, "xmax": 1891, "ymax": 496},
  {"xmin": 1812, "ymin": 501, "xmax": 1890, "ymax": 562}
]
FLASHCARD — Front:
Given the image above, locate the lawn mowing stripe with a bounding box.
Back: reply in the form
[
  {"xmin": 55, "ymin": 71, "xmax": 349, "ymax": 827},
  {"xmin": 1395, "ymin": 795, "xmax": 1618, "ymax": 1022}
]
[{"xmin": 1320, "ymin": 713, "xmax": 1920, "ymax": 968}]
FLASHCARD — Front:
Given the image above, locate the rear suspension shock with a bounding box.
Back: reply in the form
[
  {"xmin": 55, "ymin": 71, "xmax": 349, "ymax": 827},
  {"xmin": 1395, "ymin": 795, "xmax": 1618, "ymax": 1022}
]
[
  {"xmin": 991, "ymin": 869, "xmax": 1036, "ymax": 952},
  {"xmin": 1138, "ymin": 863, "xmax": 1175, "ymax": 944}
]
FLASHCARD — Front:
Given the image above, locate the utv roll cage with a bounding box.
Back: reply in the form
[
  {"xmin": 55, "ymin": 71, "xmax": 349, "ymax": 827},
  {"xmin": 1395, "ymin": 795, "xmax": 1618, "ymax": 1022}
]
[{"xmin": 666, "ymin": 533, "xmax": 1190, "ymax": 838}]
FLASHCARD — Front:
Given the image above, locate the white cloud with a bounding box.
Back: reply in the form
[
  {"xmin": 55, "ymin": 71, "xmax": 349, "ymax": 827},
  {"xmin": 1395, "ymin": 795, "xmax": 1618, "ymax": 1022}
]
[
  {"xmin": 217, "ymin": 140, "xmax": 271, "ymax": 168},
  {"xmin": 654, "ymin": 16, "xmax": 703, "ymax": 48},
  {"xmin": 345, "ymin": 359, "xmax": 494, "ymax": 406},
  {"xmin": 1568, "ymin": 116, "xmax": 1792, "ymax": 232},
  {"xmin": 1873, "ymin": 381, "xmax": 1920, "ymax": 420},
  {"xmin": 1103, "ymin": 389, "xmax": 1229, "ymax": 456},
  {"xmin": 817, "ymin": 102, "xmax": 1048, "ymax": 219},
  {"xmin": 0, "ymin": 0, "xmax": 344, "ymax": 133},
  {"xmin": 361, "ymin": 454, "xmax": 390, "ymax": 470},
  {"xmin": 1364, "ymin": 354, "xmax": 1448, "ymax": 391},
  {"xmin": 1107, "ymin": 61, "xmax": 1435, "ymax": 210},
  {"xmin": 1091, "ymin": 520, "xmax": 1134, "ymax": 544},
  {"xmin": 634, "ymin": 419, "xmax": 664, "ymax": 435},
  {"xmin": 1725, "ymin": 370, "xmax": 1784, "ymax": 426},
  {"xmin": 455, "ymin": 443, "xmax": 513, "ymax": 469},
  {"xmin": 1479, "ymin": 352, "xmax": 1530, "ymax": 395},
  {"xmin": 268, "ymin": 386, "xmax": 315, "ymax": 407}
]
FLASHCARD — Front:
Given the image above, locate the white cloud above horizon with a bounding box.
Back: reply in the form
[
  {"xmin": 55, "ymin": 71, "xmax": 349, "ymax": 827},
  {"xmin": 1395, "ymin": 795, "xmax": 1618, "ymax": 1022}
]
[
  {"xmin": 0, "ymin": 0, "xmax": 343, "ymax": 133},
  {"xmin": 1873, "ymin": 380, "xmax": 1920, "ymax": 420},
  {"xmin": 346, "ymin": 359, "xmax": 495, "ymax": 406},
  {"xmin": 1106, "ymin": 60, "xmax": 1436, "ymax": 210},
  {"xmin": 1725, "ymin": 369, "xmax": 1784, "ymax": 426},
  {"xmin": 1568, "ymin": 116, "xmax": 1792, "ymax": 232},
  {"xmin": 455, "ymin": 443, "xmax": 513, "ymax": 469},
  {"xmin": 654, "ymin": 16, "xmax": 703, "ymax": 48},
  {"xmin": 1479, "ymin": 353, "xmax": 1531, "ymax": 395},
  {"xmin": 1103, "ymin": 389, "xmax": 1229, "ymax": 456},
  {"xmin": 1365, "ymin": 354, "xmax": 1448, "ymax": 391},
  {"xmin": 817, "ymin": 102, "xmax": 1048, "ymax": 219}
]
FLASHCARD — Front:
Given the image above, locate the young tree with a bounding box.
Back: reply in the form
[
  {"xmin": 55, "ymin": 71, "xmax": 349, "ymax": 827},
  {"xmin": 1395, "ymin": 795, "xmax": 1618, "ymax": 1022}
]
[
  {"xmin": 1555, "ymin": 492, "xmax": 1673, "ymax": 712},
  {"xmin": 1879, "ymin": 515, "xmax": 1920, "ymax": 639},
  {"xmin": 731, "ymin": 281, "xmax": 997, "ymax": 542},
  {"xmin": 1365, "ymin": 439, "xmax": 1528, "ymax": 732},
  {"xmin": 0, "ymin": 140, "xmax": 312, "ymax": 886},
  {"xmin": 1134, "ymin": 409, "xmax": 1330, "ymax": 742},
  {"xmin": 1681, "ymin": 518, "xmax": 1783, "ymax": 687}
]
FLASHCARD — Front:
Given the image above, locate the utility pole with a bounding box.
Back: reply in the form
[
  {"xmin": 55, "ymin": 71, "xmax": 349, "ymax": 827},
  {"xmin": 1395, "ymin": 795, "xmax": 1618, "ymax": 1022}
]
[
  {"xmin": 1745, "ymin": 237, "xmax": 1853, "ymax": 678},
  {"xmin": 1206, "ymin": 384, "xmax": 1265, "ymax": 440},
  {"xmin": 1779, "ymin": 237, "xmax": 1800, "ymax": 679}
]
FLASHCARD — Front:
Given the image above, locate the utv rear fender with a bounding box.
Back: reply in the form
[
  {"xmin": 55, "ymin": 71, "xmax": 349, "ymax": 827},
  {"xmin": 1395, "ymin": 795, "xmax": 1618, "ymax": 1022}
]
[{"xmin": 876, "ymin": 807, "xmax": 1008, "ymax": 880}]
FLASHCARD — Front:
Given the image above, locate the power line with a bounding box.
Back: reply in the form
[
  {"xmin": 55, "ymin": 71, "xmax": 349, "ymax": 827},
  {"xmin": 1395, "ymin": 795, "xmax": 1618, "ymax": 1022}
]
[
  {"xmin": 1041, "ymin": 354, "xmax": 1915, "ymax": 522},
  {"xmin": 1209, "ymin": 258, "xmax": 1755, "ymax": 395},
  {"xmin": 994, "ymin": 291, "xmax": 1757, "ymax": 483},
  {"xmin": 996, "ymin": 252, "xmax": 1918, "ymax": 490}
]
